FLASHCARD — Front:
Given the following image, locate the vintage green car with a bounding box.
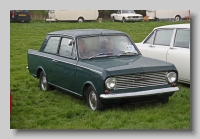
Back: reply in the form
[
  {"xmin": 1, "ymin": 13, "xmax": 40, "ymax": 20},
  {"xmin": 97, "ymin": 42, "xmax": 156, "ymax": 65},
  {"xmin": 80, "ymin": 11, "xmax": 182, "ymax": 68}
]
[{"xmin": 27, "ymin": 29, "xmax": 179, "ymax": 111}]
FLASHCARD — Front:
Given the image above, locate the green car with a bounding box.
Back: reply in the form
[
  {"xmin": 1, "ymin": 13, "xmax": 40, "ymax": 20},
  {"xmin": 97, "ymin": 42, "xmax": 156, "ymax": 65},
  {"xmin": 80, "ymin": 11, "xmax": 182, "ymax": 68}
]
[{"xmin": 27, "ymin": 29, "xmax": 179, "ymax": 111}]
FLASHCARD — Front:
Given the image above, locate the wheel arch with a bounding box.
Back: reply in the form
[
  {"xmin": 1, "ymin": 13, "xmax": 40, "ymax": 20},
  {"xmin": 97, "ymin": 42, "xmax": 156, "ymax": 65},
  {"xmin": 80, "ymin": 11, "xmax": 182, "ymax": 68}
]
[
  {"xmin": 174, "ymin": 15, "xmax": 181, "ymax": 20},
  {"xmin": 78, "ymin": 16, "xmax": 84, "ymax": 22},
  {"xmin": 82, "ymin": 81, "xmax": 97, "ymax": 99},
  {"xmin": 37, "ymin": 66, "xmax": 46, "ymax": 78}
]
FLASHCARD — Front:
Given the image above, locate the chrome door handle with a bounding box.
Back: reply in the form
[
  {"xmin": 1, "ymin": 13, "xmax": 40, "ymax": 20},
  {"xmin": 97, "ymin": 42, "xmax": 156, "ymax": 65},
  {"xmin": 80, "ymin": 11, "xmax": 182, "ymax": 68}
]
[{"xmin": 52, "ymin": 59, "xmax": 58, "ymax": 62}]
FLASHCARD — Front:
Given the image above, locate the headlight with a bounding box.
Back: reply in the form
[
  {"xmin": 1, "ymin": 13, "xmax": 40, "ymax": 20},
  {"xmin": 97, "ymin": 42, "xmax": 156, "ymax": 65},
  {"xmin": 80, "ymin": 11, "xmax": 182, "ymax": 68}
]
[
  {"xmin": 166, "ymin": 72, "xmax": 177, "ymax": 83},
  {"xmin": 105, "ymin": 77, "xmax": 116, "ymax": 89}
]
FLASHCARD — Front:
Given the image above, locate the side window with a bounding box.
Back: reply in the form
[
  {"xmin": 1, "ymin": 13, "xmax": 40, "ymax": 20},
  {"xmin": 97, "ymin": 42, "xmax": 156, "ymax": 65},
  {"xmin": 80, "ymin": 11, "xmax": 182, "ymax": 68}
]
[
  {"xmin": 144, "ymin": 32, "xmax": 154, "ymax": 44},
  {"xmin": 43, "ymin": 37, "xmax": 60, "ymax": 54},
  {"xmin": 154, "ymin": 29, "xmax": 173, "ymax": 46},
  {"xmin": 174, "ymin": 29, "xmax": 190, "ymax": 48},
  {"xmin": 117, "ymin": 10, "xmax": 121, "ymax": 14},
  {"xmin": 59, "ymin": 37, "xmax": 76, "ymax": 58}
]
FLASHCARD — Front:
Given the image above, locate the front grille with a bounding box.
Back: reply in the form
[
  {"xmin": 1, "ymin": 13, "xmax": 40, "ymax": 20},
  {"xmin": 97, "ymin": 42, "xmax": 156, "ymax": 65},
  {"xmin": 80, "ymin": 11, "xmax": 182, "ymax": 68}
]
[
  {"xmin": 131, "ymin": 16, "xmax": 142, "ymax": 18},
  {"xmin": 114, "ymin": 71, "xmax": 168, "ymax": 90}
]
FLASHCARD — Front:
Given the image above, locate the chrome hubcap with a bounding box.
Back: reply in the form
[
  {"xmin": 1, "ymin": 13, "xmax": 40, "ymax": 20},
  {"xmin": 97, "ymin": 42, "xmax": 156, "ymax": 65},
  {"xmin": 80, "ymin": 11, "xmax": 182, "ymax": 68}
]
[
  {"xmin": 78, "ymin": 18, "xmax": 83, "ymax": 22},
  {"xmin": 89, "ymin": 90, "xmax": 97, "ymax": 110},
  {"xmin": 41, "ymin": 76, "xmax": 47, "ymax": 90}
]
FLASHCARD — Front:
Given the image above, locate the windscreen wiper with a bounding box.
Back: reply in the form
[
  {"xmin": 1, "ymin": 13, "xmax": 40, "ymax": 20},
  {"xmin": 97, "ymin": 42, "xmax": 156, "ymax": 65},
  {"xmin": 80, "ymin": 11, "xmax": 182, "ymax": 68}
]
[
  {"xmin": 117, "ymin": 51, "xmax": 138, "ymax": 57},
  {"xmin": 88, "ymin": 52, "xmax": 114, "ymax": 59}
]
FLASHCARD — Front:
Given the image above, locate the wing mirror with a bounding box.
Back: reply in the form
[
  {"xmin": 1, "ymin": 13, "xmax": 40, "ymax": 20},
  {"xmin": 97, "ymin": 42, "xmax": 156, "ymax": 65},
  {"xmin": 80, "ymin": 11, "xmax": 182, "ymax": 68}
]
[{"xmin": 69, "ymin": 40, "xmax": 75, "ymax": 46}]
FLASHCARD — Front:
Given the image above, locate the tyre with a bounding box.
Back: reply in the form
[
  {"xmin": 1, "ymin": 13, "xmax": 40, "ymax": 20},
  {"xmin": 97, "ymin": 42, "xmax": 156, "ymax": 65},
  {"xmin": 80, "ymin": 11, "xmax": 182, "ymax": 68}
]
[
  {"xmin": 78, "ymin": 17, "xmax": 84, "ymax": 23},
  {"xmin": 175, "ymin": 15, "xmax": 181, "ymax": 21},
  {"xmin": 158, "ymin": 96, "xmax": 169, "ymax": 104},
  {"xmin": 39, "ymin": 71, "xmax": 51, "ymax": 91},
  {"xmin": 112, "ymin": 17, "xmax": 115, "ymax": 22},
  {"xmin": 122, "ymin": 17, "xmax": 126, "ymax": 23},
  {"xmin": 86, "ymin": 86, "xmax": 104, "ymax": 111}
]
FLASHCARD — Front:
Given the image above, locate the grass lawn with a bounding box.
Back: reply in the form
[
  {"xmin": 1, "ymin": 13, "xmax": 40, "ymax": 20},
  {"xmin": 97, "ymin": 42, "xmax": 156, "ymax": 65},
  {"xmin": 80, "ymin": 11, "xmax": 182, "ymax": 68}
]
[{"xmin": 10, "ymin": 20, "xmax": 190, "ymax": 129}]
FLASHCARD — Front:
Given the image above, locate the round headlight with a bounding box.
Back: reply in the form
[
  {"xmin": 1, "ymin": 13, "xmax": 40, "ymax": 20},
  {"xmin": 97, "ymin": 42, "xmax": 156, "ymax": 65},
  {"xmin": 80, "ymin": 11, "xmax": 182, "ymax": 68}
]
[
  {"xmin": 105, "ymin": 77, "xmax": 116, "ymax": 90},
  {"xmin": 166, "ymin": 72, "xmax": 177, "ymax": 83}
]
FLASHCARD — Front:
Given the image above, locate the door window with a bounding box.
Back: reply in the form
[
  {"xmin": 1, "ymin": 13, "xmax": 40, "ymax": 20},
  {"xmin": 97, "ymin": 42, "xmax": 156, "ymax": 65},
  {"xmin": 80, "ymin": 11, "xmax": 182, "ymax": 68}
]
[
  {"xmin": 174, "ymin": 29, "xmax": 190, "ymax": 48},
  {"xmin": 154, "ymin": 29, "xmax": 173, "ymax": 46},
  {"xmin": 59, "ymin": 38, "xmax": 76, "ymax": 58}
]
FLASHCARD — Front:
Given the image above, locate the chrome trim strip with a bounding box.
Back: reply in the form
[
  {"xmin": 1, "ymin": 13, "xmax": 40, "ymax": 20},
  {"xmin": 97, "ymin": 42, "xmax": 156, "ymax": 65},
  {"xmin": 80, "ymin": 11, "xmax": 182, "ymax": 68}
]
[
  {"xmin": 29, "ymin": 53, "xmax": 102, "ymax": 74},
  {"xmin": 49, "ymin": 83, "xmax": 82, "ymax": 97},
  {"xmin": 100, "ymin": 87, "xmax": 179, "ymax": 99},
  {"xmin": 29, "ymin": 52, "xmax": 76, "ymax": 65}
]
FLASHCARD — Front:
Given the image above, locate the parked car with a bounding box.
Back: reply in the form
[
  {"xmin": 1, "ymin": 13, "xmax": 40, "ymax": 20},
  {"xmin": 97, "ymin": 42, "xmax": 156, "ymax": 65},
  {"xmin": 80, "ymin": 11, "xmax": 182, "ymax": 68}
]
[
  {"xmin": 10, "ymin": 10, "xmax": 31, "ymax": 23},
  {"xmin": 27, "ymin": 29, "xmax": 179, "ymax": 111},
  {"xmin": 111, "ymin": 10, "xmax": 143, "ymax": 23},
  {"xmin": 135, "ymin": 23, "xmax": 190, "ymax": 84}
]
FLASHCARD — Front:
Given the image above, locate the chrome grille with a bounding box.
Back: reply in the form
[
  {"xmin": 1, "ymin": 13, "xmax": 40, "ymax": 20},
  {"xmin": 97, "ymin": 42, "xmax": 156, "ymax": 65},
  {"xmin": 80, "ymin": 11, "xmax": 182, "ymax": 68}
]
[{"xmin": 114, "ymin": 72, "xmax": 168, "ymax": 90}]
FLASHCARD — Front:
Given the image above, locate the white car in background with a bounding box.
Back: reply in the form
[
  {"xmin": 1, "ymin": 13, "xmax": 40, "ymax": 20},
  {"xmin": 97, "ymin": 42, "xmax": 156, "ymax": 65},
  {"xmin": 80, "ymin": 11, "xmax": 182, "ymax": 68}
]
[
  {"xmin": 111, "ymin": 10, "xmax": 143, "ymax": 23},
  {"xmin": 135, "ymin": 23, "xmax": 190, "ymax": 84}
]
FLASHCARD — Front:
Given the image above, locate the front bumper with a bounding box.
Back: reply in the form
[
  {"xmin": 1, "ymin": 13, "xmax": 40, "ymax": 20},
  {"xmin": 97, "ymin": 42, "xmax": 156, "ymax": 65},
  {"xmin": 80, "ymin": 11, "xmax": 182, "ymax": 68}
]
[
  {"xmin": 100, "ymin": 87, "xmax": 179, "ymax": 99},
  {"xmin": 125, "ymin": 18, "xmax": 143, "ymax": 22}
]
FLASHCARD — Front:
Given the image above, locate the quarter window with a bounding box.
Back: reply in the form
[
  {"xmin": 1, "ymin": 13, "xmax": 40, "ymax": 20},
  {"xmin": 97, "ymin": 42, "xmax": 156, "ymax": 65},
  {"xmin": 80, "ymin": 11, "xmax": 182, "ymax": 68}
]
[
  {"xmin": 144, "ymin": 32, "xmax": 154, "ymax": 44},
  {"xmin": 154, "ymin": 29, "xmax": 173, "ymax": 46},
  {"xmin": 44, "ymin": 37, "xmax": 60, "ymax": 54},
  {"xmin": 174, "ymin": 29, "xmax": 190, "ymax": 48}
]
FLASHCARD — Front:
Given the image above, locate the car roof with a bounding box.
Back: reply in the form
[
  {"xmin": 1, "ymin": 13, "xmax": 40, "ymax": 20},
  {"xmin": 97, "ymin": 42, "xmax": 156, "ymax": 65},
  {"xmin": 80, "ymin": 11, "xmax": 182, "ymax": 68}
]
[
  {"xmin": 154, "ymin": 23, "xmax": 190, "ymax": 29},
  {"xmin": 47, "ymin": 29, "xmax": 126, "ymax": 37}
]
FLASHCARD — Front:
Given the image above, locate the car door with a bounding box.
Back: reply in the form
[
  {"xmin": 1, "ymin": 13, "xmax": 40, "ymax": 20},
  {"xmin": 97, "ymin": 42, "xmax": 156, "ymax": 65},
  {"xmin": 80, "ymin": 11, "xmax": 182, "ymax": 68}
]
[
  {"xmin": 167, "ymin": 29, "xmax": 190, "ymax": 83},
  {"xmin": 53, "ymin": 37, "xmax": 77, "ymax": 92},
  {"xmin": 145, "ymin": 29, "xmax": 174, "ymax": 61},
  {"xmin": 43, "ymin": 36, "xmax": 61, "ymax": 85},
  {"xmin": 115, "ymin": 10, "xmax": 122, "ymax": 20}
]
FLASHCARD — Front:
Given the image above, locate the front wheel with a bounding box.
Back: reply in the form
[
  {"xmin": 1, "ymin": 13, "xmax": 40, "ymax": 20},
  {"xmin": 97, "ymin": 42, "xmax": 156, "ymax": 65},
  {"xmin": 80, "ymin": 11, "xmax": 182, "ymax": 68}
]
[
  {"xmin": 86, "ymin": 86, "xmax": 104, "ymax": 111},
  {"xmin": 158, "ymin": 96, "xmax": 169, "ymax": 104},
  {"xmin": 122, "ymin": 17, "xmax": 126, "ymax": 23},
  {"xmin": 39, "ymin": 71, "xmax": 51, "ymax": 91}
]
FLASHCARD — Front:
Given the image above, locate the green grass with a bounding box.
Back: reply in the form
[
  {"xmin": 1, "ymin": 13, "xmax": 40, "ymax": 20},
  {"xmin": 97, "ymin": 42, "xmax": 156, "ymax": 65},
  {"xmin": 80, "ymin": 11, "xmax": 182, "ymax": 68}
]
[{"xmin": 10, "ymin": 20, "xmax": 190, "ymax": 129}]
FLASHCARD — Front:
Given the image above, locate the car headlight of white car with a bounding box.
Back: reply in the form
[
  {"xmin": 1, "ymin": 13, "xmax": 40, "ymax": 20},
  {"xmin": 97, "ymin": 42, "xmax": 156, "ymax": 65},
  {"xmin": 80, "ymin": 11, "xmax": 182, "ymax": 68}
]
[
  {"xmin": 105, "ymin": 77, "xmax": 116, "ymax": 89},
  {"xmin": 166, "ymin": 72, "xmax": 177, "ymax": 83}
]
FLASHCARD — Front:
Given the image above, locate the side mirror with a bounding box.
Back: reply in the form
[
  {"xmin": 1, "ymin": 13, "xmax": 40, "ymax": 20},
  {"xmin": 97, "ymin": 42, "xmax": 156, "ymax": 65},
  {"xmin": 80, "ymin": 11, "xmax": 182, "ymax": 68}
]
[{"xmin": 69, "ymin": 40, "xmax": 74, "ymax": 46}]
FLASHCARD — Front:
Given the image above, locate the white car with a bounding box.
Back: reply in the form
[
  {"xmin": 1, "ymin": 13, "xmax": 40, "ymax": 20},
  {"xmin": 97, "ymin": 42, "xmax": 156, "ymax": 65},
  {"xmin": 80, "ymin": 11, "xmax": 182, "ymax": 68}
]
[
  {"xmin": 135, "ymin": 23, "xmax": 190, "ymax": 84},
  {"xmin": 111, "ymin": 10, "xmax": 143, "ymax": 23}
]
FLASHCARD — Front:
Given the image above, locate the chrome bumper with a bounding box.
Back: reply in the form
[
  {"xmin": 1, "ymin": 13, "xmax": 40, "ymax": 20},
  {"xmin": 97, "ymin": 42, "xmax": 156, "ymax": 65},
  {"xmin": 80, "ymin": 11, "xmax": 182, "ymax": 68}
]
[
  {"xmin": 100, "ymin": 87, "xmax": 179, "ymax": 99},
  {"xmin": 125, "ymin": 18, "xmax": 143, "ymax": 21}
]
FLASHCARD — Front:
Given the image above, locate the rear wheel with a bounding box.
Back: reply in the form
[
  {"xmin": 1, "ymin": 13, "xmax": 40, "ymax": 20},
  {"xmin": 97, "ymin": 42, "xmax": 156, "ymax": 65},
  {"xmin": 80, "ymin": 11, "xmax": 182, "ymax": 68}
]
[
  {"xmin": 122, "ymin": 17, "xmax": 126, "ymax": 23},
  {"xmin": 78, "ymin": 17, "xmax": 84, "ymax": 23},
  {"xmin": 39, "ymin": 71, "xmax": 51, "ymax": 91},
  {"xmin": 112, "ymin": 17, "xmax": 115, "ymax": 22},
  {"xmin": 86, "ymin": 86, "xmax": 104, "ymax": 111},
  {"xmin": 175, "ymin": 15, "xmax": 181, "ymax": 21}
]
